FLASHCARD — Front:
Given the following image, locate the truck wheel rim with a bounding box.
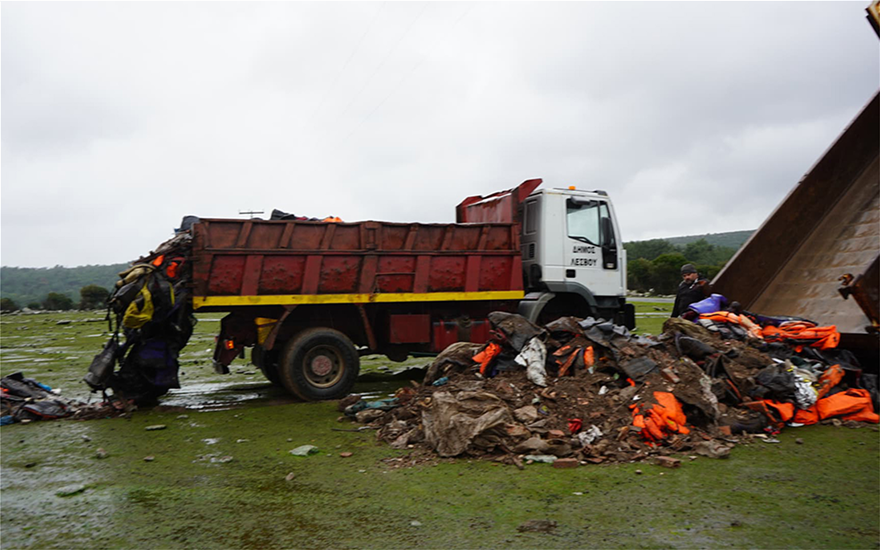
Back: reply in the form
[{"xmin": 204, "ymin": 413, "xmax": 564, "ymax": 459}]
[{"xmin": 303, "ymin": 346, "xmax": 344, "ymax": 388}]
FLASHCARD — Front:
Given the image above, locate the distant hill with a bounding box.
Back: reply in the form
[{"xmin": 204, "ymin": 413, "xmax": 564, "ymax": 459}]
[
  {"xmin": 0, "ymin": 264, "xmax": 128, "ymax": 308},
  {"xmin": 663, "ymin": 230, "xmax": 754, "ymax": 250}
]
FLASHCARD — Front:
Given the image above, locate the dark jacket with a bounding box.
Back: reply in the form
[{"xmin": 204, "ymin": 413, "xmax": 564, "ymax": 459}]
[{"xmin": 672, "ymin": 277, "xmax": 711, "ymax": 317}]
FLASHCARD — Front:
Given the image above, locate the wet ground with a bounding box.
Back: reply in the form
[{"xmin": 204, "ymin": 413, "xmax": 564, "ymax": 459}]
[{"xmin": 1, "ymin": 310, "xmax": 878, "ymax": 549}]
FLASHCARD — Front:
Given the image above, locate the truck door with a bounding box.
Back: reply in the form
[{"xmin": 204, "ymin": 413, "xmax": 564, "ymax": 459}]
[
  {"xmin": 521, "ymin": 196, "xmax": 541, "ymax": 289},
  {"xmin": 563, "ymin": 198, "xmax": 624, "ymax": 297}
]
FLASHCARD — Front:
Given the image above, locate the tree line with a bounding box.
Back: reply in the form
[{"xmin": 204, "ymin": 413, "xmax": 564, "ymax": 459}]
[
  {"xmin": 625, "ymin": 238, "xmax": 739, "ymax": 295},
  {"xmin": 0, "ymin": 264, "xmax": 126, "ymax": 311},
  {"xmin": 1, "ymin": 285, "xmax": 110, "ymax": 312}
]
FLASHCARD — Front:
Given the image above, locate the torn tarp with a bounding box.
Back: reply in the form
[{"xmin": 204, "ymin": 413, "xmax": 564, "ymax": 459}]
[{"xmin": 421, "ymin": 391, "xmax": 515, "ymax": 457}]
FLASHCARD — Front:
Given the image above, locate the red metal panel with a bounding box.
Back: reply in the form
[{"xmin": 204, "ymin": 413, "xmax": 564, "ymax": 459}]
[
  {"xmin": 403, "ymin": 225, "xmax": 418, "ymax": 250},
  {"xmin": 208, "ymin": 256, "xmax": 246, "ymax": 295},
  {"xmin": 248, "ymin": 223, "xmax": 285, "ymax": 249},
  {"xmin": 379, "ymin": 225, "xmax": 406, "ymax": 250},
  {"xmin": 479, "ymin": 257, "xmax": 515, "ymax": 291},
  {"xmin": 301, "ymin": 256, "xmax": 322, "ymax": 294},
  {"xmin": 191, "ymin": 217, "xmax": 523, "ymax": 300},
  {"xmin": 465, "ymin": 255, "xmax": 481, "ymax": 292},
  {"xmin": 432, "ymin": 321, "xmax": 459, "ymax": 351},
  {"xmin": 487, "ymin": 226, "xmax": 515, "ymax": 251},
  {"xmin": 389, "ymin": 314, "xmax": 431, "ymax": 343},
  {"xmin": 319, "ymin": 224, "xmax": 336, "ymax": 249},
  {"xmin": 359, "ymin": 255, "xmax": 379, "ymax": 293},
  {"xmin": 289, "ymin": 224, "xmax": 325, "ymax": 250},
  {"xmin": 413, "ymin": 256, "xmax": 431, "ymax": 293},
  {"xmin": 376, "ymin": 256, "xmax": 416, "ymax": 293},
  {"xmin": 260, "ymin": 256, "xmax": 305, "ymax": 293},
  {"xmin": 414, "ymin": 226, "xmax": 444, "ymax": 251},
  {"xmin": 360, "ymin": 223, "xmax": 379, "ymax": 251},
  {"xmin": 449, "ymin": 226, "xmax": 481, "ymax": 251},
  {"xmin": 456, "ymin": 179, "xmax": 542, "ymax": 223},
  {"xmin": 318, "ymin": 256, "xmax": 360, "ymax": 293},
  {"xmin": 205, "ymin": 221, "xmax": 241, "ymax": 249},
  {"xmin": 510, "ymin": 256, "xmax": 523, "ymax": 291},
  {"xmin": 428, "ymin": 257, "xmax": 466, "ymax": 292},
  {"xmin": 328, "ymin": 224, "xmax": 360, "ymax": 250},
  {"xmin": 240, "ymin": 255, "xmax": 263, "ymax": 296},
  {"xmin": 468, "ymin": 319, "xmax": 490, "ymax": 343},
  {"xmin": 279, "ymin": 224, "xmax": 295, "ymax": 249},
  {"xmin": 235, "ymin": 221, "xmax": 253, "ymax": 248}
]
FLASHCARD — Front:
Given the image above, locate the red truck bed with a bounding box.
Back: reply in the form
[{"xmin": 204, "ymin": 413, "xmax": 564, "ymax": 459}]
[{"xmin": 190, "ymin": 219, "xmax": 525, "ymax": 310}]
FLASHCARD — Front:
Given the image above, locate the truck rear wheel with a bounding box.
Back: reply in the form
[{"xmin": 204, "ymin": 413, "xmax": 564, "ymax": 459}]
[
  {"xmin": 252, "ymin": 345, "xmax": 282, "ymax": 386},
  {"xmin": 279, "ymin": 328, "xmax": 360, "ymax": 401}
]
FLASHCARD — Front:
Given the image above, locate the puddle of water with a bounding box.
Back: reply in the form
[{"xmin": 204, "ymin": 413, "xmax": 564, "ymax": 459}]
[{"xmin": 158, "ymin": 381, "xmax": 296, "ymax": 411}]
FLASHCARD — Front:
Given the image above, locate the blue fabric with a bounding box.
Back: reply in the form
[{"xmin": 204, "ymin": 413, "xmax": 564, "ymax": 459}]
[{"xmin": 688, "ymin": 294, "xmax": 729, "ymax": 315}]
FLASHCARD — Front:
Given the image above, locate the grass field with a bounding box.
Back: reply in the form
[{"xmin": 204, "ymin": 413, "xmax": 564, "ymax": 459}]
[
  {"xmin": 1, "ymin": 309, "xmax": 878, "ymax": 549},
  {"xmin": 632, "ymin": 300, "xmax": 673, "ymax": 336}
]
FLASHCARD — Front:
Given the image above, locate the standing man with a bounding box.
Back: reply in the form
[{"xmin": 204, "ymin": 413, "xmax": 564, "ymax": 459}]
[{"xmin": 671, "ymin": 264, "xmax": 711, "ymax": 317}]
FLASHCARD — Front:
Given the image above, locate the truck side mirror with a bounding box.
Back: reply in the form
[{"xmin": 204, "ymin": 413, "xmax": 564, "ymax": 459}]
[{"xmin": 601, "ymin": 217, "xmax": 616, "ymax": 250}]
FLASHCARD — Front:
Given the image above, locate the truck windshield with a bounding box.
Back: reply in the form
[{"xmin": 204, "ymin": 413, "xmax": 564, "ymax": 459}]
[{"xmin": 567, "ymin": 199, "xmax": 601, "ymax": 246}]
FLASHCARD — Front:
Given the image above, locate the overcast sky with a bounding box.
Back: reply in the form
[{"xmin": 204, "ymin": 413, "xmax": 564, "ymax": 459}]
[{"xmin": 2, "ymin": 1, "xmax": 877, "ymax": 268}]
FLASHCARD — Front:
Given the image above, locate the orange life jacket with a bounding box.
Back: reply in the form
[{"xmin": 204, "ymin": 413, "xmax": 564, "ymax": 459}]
[
  {"xmin": 842, "ymin": 408, "xmax": 880, "ymax": 423},
  {"xmin": 583, "ymin": 346, "xmax": 595, "ymax": 368},
  {"xmin": 472, "ymin": 342, "xmax": 501, "ymax": 376},
  {"xmin": 631, "ymin": 391, "xmax": 690, "ymax": 442},
  {"xmin": 761, "ymin": 324, "xmax": 840, "ymax": 350},
  {"xmin": 699, "ymin": 311, "xmax": 762, "ymax": 339},
  {"xmin": 792, "ymin": 405, "xmax": 819, "ymax": 425},
  {"xmin": 816, "ymin": 388, "xmax": 878, "ymax": 422},
  {"xmin": 815, "ymin": 364, "xmax": 844, "ymax": 399},
  {"xmin": 761, "ymin": 399, "xmax": 796, "ymax": 422}
]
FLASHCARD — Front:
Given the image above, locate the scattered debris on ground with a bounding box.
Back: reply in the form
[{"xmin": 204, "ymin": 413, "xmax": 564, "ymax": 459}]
[
  {"xmin": 341, "ymin": 311, "xmax": 879, "ymax": 466},
  {"xmin": 1, "ymin": 371, "xmax": 130, "ymax": 425}
]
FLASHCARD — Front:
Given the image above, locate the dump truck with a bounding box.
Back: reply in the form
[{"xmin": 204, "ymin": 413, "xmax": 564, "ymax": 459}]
[
  {"xmin": 146, "ymin": 179, "xmax": 633, "ymax": 400},
  {"xmin": 713, "ymin": 91, "xmax": 879, "ymax": 369}
]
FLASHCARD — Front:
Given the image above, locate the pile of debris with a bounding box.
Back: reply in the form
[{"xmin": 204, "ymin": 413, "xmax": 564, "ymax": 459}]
[
  {"xmin": 1, "ymin": 372, "xmax": 128, "ymax": 425},
  {"xmin": 342, "ymin": 311, "xmax": 879, "ymax": 466}
]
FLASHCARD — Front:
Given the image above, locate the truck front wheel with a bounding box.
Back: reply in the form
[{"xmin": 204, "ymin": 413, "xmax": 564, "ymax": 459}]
[{"xmin": 279, "ymin": 328, "xmax": 360, "ymax": 401}]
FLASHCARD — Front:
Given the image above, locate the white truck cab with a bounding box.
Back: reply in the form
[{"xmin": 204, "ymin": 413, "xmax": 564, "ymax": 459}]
[{"xmin": 519, "ymin": 187, "xmax": 634, "ymax": 327}]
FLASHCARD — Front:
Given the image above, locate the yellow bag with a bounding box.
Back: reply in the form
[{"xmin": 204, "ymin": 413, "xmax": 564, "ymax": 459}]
[{"xmin": 122, "ymin": 282, "xmax": 154, "ymax": 329}]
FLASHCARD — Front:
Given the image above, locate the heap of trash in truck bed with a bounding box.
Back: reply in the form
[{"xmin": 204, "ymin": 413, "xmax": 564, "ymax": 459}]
[{"xmin": 341, "ymin": 310, "xmax": 879, "ymax": 465}]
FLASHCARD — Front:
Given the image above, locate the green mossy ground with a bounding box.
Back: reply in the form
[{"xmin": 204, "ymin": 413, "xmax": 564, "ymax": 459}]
[{"xmin": 2, "ymin": 310, "xmax": 878, "ymax": 549}]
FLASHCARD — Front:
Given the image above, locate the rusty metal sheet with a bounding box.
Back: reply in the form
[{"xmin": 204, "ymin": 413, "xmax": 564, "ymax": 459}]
[
  {"xmin": 713, "ymin": 92, "xmax": 879, "ymax": 335},
  {"xmin": 192, "ymin": 218, "xmax": 523, "ymax": 298},
  {"xmin": 389, "ymin": 314, "xmax": 431, "ymax": 344},
  {"xmin": 456, "ymin": 179, "xmax": 542, "ymax": 223}
]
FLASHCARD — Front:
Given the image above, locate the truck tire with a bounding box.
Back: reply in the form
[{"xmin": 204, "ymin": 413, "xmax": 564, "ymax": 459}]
[
  {"xmin": 252, "ymin": 345, "xmax": 282, "ymax": 386},
  {"xmin": 279, "ymin": 328, "xmax": 360, "ymax": 401}
]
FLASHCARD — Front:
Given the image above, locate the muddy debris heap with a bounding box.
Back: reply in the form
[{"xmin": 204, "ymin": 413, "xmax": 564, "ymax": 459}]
[{"xmin": 341, "ymin": 311, "xmax": 879, "ymax": 466}]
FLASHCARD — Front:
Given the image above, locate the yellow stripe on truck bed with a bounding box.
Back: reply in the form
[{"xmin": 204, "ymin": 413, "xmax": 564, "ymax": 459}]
[{"xmin": 192, "ymin": 290, "xmax": 525, "ymax": 309}]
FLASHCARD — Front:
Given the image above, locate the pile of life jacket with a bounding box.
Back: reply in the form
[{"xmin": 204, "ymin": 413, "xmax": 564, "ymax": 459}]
[
  {"xmin": 84, "ymin": 251, "xmax": 196, "ymax": 404},
  {"xmin": 749, "ymin": 363, "xmax": 879, "ymax": 427},
  {"xmin": 761, "ymin": 321, "xmax": 840, "ymax": 351},
  {"xmin": 631, "ymin": 391, "xmax": 690, "ymax": 443},
  {"xmin": 686, "ymin": 294, "xmax": 841, "ymax": 350},
  {"xmin": 674, "ymin": 294, "xmax": 876, "ymax": 432}
]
